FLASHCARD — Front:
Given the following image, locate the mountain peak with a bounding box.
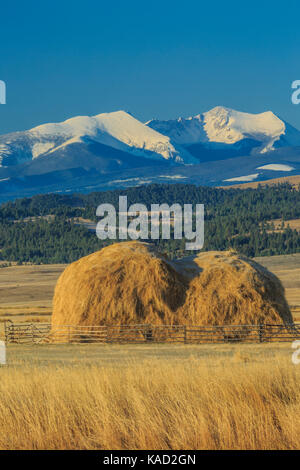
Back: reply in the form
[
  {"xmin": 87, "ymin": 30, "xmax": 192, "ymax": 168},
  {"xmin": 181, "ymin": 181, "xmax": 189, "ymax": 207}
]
[
  {"xmin": 147, "ymin": 106, "xmax": 300, "ymax": 152},
  {"xmin": 0, "ymin": 110, "xmax": 194, "ymax": 167},
  {"xmin": 206, "ymin": 105, "xmax": 232, "ymax": 114}
]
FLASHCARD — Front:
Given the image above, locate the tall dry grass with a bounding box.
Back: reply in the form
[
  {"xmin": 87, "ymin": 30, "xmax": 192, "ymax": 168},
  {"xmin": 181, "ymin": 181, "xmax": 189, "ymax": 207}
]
[{"xmin": 0, "ymin": 356, "xmax": 299, "ymax": 450}]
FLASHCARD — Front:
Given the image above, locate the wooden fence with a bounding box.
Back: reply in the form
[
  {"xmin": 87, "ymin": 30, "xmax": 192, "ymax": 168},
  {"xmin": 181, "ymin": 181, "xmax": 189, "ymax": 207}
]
[{"xmin": 2, "ymin": 321, "xmax": 300, "ymax": 345}]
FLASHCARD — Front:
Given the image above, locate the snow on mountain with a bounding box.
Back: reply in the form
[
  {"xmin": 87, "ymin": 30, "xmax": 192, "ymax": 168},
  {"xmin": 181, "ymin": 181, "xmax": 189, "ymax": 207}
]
[
  {"xmin": 30, "ymin": 111, "xmax": 177, "ymax": 160},
  {"xmin": 1, "ymin": 107, "xmax": 300, "ymax": 169},
  {"xmin": 256, "ymin": 164, "xmax": 295, "ymax": 172},
  {"xmin": 31, "ymin": 142, "xmax": 56, "ymax": 158},
  {"xmin": 0, "ymin": 110, "xmax": 197, "ymax": 167},
  {"xmin": 0, "ymin": 107, "xmax": 300, "ymax": 201},
  {"xmin": 147, "ymin": 106, "xmax": 300, "ymax": 155},
  {"xmin": 223, "ymin": 173, "xmax": 260, "ymax": 182}
]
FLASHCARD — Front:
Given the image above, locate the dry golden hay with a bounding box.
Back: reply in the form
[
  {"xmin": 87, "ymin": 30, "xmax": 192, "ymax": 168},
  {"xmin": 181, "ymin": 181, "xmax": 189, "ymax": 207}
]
[
  {"xmin": 174, "ymin": 251, "xmax": 293, "ymax": 326},
  {"xmin": 52, "ymin": 241, "xmax": 293, "ymax": 333},
  {"xmin": 52, "ymin": 241, "xmax": 187, "ymax": 328}
]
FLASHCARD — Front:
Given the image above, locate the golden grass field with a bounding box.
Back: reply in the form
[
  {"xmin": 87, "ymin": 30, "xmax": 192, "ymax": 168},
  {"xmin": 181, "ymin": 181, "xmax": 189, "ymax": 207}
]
[
  {"xmin": 0, "ymin": 253, "xmax": 299, "ymax": 450},
  {"xmin": 0, "ymin": 342, "xmax": 299, "ymax": 450}
]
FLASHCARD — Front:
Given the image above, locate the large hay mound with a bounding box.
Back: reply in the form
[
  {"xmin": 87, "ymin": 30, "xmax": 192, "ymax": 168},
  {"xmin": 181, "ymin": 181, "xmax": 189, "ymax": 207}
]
[
  {"xmin": 52, "ymin": 242, "xmax": 187, "ymax": 327},
  {"xmin": 174, "ymin": 251, "xmax": 292, "ymax": 325},
  {"xmin": 52, "ymin": 241, "xmax": 293, "ymax": 328}
]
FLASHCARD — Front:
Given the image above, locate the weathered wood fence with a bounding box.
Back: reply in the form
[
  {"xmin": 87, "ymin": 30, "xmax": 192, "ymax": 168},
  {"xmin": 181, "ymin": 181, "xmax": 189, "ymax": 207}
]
[{"xmin": 2, "ymin": 322, "xmax": 300, "ymax": 344}]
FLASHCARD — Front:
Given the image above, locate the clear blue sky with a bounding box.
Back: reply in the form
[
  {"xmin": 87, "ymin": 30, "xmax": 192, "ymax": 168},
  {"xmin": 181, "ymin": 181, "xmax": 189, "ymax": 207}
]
[{"xmin": 0, "ymin": 0, "xmax": 300, "ymax": 134}]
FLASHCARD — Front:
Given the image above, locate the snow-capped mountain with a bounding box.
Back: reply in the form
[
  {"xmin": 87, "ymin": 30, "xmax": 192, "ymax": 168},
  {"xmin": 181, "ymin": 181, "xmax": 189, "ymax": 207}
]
[
  {"xmin": 0, "ymin": 106, "xmax": 300, "ymax": 202},
  {"xmin": 147, "ymin": 106, "xmax": 300, "ymax": 159},
  {"xmin": 0, "ymin": 110, "xmax": 196, "ymax": 167}
]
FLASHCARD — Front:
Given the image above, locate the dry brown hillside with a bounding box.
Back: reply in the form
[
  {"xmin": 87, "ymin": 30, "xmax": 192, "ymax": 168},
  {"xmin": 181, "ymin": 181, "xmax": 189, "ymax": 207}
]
[{"xmin": 219, "ymin": 174, "xmax": 300, "ymax": 189}]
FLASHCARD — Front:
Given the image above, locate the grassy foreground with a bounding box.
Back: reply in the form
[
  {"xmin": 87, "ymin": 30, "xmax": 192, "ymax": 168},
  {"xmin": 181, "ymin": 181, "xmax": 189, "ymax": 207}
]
[{"xmin": 0, "ymin": 344, "xmax": 299, "ymax": 450}]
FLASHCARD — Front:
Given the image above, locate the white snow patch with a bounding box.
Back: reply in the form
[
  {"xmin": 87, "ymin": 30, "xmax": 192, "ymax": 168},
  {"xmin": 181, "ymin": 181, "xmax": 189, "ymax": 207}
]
[
  {"xmin": 32, "ymin": 142, "xmax": 55, "ymax": 158},
  {"xmin": 47, "ymin": 136, "xmax": 83, "ymax": 154},
  {"xmin": 256, "ymin": 164, "xmax": 295, "ymax": 172},
  {"xmin": 108, "ymin": 177, "xmax": 152, "ymax": 185},
  {"xmin": 0, "ymin": 144, "xmax": 9, "ymax": 151},
  {"xmin": 158, "ymin": 175, "xmax": 187, "ymax": 179},
  {"xmin": 224, "ymin": 173, "xmax": 260, "ymax": 182}
]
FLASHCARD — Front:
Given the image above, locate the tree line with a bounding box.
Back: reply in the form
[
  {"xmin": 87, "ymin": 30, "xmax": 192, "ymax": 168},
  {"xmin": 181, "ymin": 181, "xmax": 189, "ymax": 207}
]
[{"xmin": 0, "ymin": 182, "xmax": 299, "ymax": 263}]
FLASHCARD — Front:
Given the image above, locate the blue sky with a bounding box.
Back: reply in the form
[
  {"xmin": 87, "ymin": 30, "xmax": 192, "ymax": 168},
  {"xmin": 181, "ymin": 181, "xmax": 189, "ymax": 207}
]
[{"xmin": 0, "ymin": 0, "xmax": 300, "ymax": 134}]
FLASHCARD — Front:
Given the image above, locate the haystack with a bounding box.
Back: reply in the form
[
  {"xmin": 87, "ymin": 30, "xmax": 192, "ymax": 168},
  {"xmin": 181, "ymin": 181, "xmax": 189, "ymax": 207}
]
[
  {"xmin": 52, "ymin": 241, "xmax": 293, "ymax": 331},
  {"xmin": 52, "ymin": 242, "xmax": 187, "ymax": 328},
  {"xmin": 174, "ymin": 251, "xmax": 293, "ymax": 325}
]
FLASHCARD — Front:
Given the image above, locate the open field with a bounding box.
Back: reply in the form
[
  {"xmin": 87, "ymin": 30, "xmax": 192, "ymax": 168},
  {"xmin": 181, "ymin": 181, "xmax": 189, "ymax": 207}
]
[
  {"xmin": 0, "ymin": 342, "xmax": 299, "ymax": 450},
  {"xmin": 0, "ymin": 257, "xmax": 299, "ymax": 450},
  {"xmin": 266, "ymin": 218, "xmax": 300, "ymax": 232},
  {"xmin": 0, "ymin": 264, "xmax": 66, "ymax": 323},
  {"xmin": 4, "ymin": 341, "xmax": 295, "ymax": 366},
  {"xmin": 254, "ymin": 253, "xmax": 300, "ymax": 320}
]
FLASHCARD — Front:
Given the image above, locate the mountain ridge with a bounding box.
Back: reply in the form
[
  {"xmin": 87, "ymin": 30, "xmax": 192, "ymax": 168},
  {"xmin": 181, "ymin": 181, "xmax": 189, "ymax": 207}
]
[
  {"xmin": 0, "ymin": 106, "xmax": 300, "ymax": 201},
  {"xmin": 147, "ymin": 106, "xmax": 300, "ymax": 157},
  {"xmin": 0, "ymin": 110, "xmax": 197, "ymax": 167}
]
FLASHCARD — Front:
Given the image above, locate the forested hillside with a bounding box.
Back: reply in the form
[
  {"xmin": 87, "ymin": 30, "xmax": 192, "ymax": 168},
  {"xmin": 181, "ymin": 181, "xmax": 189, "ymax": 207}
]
[{"xmin": 0, "ymin": 183, "xmax": 300, "ymax": 263}]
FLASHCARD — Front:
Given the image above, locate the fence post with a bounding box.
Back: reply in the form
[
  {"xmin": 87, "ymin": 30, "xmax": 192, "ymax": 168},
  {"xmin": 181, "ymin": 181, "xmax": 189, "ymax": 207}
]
[
  {"xmin": 184, "ymin": 325, "xmax": 187, "ymax": 344},
  {"xmin": 4, "ymin": 322, "xmax": 7, "ymax": 343},
  {"xmin": 145, "ymin": 325, "xmax": 153, "ymax": 342},
  {"xmin": 11, "ymin": 323, "xmax": 15, "ymax": 343},
  {"xmin": 259, "ymin": 324, "xmax": 264, "ymax": 343}
]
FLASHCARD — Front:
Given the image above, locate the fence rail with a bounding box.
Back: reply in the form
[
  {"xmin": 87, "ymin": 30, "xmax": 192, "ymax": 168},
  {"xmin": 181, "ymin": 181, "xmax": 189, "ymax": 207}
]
[{"xmin": 2, "ymin": 322, "xmax": 300, "ymax": 345}]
